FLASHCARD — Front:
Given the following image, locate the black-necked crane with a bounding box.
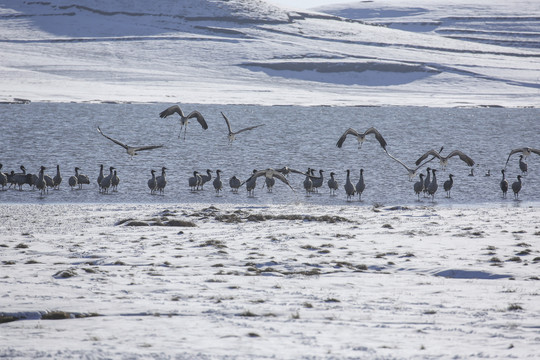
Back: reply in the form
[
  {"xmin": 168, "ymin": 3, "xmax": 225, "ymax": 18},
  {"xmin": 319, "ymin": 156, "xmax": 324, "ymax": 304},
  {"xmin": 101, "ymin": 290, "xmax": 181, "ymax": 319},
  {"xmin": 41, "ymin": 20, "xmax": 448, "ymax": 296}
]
[
  {"xmin": 244, "ymin": 169, "xmax": 259, "ymax": 197},
  {"xmin": 188, "ymin": 171, "xmax": 201, "ymax": 191},
  {"xmin": 386, "ymin": 152, "xmax": 425, "ymax": 181},
  {"xmin": 0, "ymin": 164, "xmax": 6, "ymax": 191},
  {"xmin": 97, "ymin": 127, "xmax": 163, "ymax": 158},
  {"xmin": 303, "ymin": 168, "xmax": 313, "ymax": 195},
  {"xmin": 327, "ymin": 172, "xmax": 338, "ymax": 196},
  {"xmin": 68, "ymin": 168, "xmax": 78, "ymax": 190},
  {"xmin": 443, "ymin": 174, "xmax": 454, "ymax": 198},
  {"xmin": 100, "ymin": 167, "xmax": 115, "ymax": 194},
  {"xmin": 148, "ymin": 169, "xmax": 157, "ymax": 194},
  {"xmin": 156, "ymin": 167, "xmax": 167, "ymax": 195},
  {"xmin": 229, "ymin": 176, "xmax": 241, "ymax": 193},
  {"xmin": 245, "ymin": 169, "xmax": 295, "ymax": 194},
  {"xmin": 221, "ymin": 112, "xmax": 264, "ymax": 143},
  {"xmin": 36, "ymin": 166, "xmax": 47, "ymax": 196},
  {"xmin": 97, "ymin": 164, "xmax": 104, "ymax": 192},
  {"xmin": 512, "ymin": 175, "xmax": 522, "ymax": 200},
  {"xmin": 53, "ymin": 165, "xmax": 62, "ymax": 190},
  {"xmin": 76, "ymin": 168, "xmax": 90, "ymax": 189},
  {"xmin": 336, "ymin": 127, "xmax": 387, "ymax": 152},
  {"xmin": 427, "ymin": 169, "xmax": 438, "ymax": 201},
  {"xmin": 311, "ymin": 169, "xmax": 324, "ymax": 193},
  {"xmin": 355, "ymin": 169, "xmax": 365, "ymax": 201},
  {"xmin": 344, "ymin": 169, "xmax": 355, "ymax": 201},
  {"xmin": 416, "ymin": 149, "xmax": 474, "ymax": 170},
  {"xmin": 112, "ymin": 170, "xmax": 120, "ymax": 192},
  {"xmin": 213, "ymin": 170, "xmax": 223, "ymax": 194},
  {"xmin": 505, "ymin": 147, "xmax": 540, "ymax": 167},
  {"xmin": 413, "ymin": 173, "xmax": 425, "ymax": 200},
  {"xmin": 13, "ymin": 165, "xmax": 29, "ymax": 191},
  {"xmin": 500, "ymin": 169, "xmax": 508, "ymax": 198},
  {"xmin": 200, "ymin": 169, "xmax": 212, "ymax": 190},
  {"xmin": 519, "ymin": 155, "xmax": 528, "ymax": 175},
  {"xmin": 159, "ymin": 105, "xmax": 208, "ymax": 140}
]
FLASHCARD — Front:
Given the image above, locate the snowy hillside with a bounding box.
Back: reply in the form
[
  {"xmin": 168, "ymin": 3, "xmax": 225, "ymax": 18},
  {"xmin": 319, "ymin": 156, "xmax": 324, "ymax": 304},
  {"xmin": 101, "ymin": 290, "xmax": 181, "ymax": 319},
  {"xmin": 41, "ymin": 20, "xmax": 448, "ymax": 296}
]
[
  {"xmin": 313, "ymin": 0, "xmax": 540, "ymax": 49},
  {"xmin": 0, "ymin": 0, "xmax": 538, "ymax": 106}
]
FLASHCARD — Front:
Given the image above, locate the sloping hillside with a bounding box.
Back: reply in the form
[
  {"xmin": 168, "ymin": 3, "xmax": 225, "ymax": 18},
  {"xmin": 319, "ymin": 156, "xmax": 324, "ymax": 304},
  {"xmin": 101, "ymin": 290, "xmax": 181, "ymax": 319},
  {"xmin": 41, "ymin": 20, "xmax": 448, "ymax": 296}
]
[
  {"xmin": 314, "ymin": 0, "xmax": 540, "ymax": 49},
  {"xmin": 0, "ymin": 0, "xmax": 538, "ymax": 106}
]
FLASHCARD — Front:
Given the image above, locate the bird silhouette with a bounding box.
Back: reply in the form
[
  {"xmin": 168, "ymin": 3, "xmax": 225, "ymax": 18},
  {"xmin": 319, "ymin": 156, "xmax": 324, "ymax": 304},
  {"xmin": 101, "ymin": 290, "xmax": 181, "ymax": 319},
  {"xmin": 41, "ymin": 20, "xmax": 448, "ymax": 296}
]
[
  {"xmin": 416, "ymin": 149, "xmax": 474, "ymax": 169},
  {"xmin": 221, "ymin": 112, "xmax": 265, "ymax": 143},
  {"xmin": 500, "ymin": 169, "xmax": 508, "ymax": 198},
  {"xmin": 97, "ymin": 127, "xmax": 163, "ymax": 158},
  {"xmin": 336, "ymin": 127, "xmax": 387, "ymax": 151},
  {"xmin": 512, "ymin": 175, "xmax": 522, "ymax": 200},
  {"xmin": 505, "ymin": 147, "xmax": 540, "ymax": 167},
  {"xmin": 159, "ymin": 105, "xmax": 208, "ymax": 140}
]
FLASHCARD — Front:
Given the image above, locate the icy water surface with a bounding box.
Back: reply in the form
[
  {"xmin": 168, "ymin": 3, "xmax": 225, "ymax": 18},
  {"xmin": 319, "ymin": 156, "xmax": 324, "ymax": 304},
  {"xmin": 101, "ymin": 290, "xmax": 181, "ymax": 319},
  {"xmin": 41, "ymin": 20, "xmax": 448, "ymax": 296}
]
[{"xmin": 1, "ymin": 103, "xmax": 539, "ymax": 206}]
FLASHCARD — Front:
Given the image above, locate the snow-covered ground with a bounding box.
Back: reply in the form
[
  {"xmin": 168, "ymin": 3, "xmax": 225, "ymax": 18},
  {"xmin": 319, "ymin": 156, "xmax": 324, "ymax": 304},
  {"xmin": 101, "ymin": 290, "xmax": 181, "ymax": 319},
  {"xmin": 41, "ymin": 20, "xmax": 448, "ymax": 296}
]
[
  {"xmin": 314, "ymin": 0, "xmax": 540, "ymax": 49},
  {"xmin": 0, "ymin": 0, "xmax": 538, "ymax": 106},
  {"xmin": 1, "ymin": 203, "xmax": 539, "ymax": 358}
]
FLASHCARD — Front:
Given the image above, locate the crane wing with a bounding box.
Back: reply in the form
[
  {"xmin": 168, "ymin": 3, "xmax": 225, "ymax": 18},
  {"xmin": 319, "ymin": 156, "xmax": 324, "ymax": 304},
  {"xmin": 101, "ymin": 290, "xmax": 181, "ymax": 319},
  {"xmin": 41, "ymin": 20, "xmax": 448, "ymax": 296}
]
[
  {"xmin": 415, "ymin": 149, "xmax": 442, "ymax": 166},
  {"xmin": 447, "ymin": 150, "xmax": 475, "ymax": 166},
  {"xmin": 221, "ymin": 112, "xmax": 233, "ymax": 133},
  {"xmin": 97, "ymin": 127, "xmax": 128, "ymax": 150},
  {"xmin": 159, "ymin": 105, "xmax": 183, "ymax": 118},
  {"xmin": 364, "ymin": 127, "xmax": 388, "ymax": 150},
  {"xmin": 250, "ymin": 170, "xmax": 269, "ymax": 180},
  {"xmin": 506, "ymin": 147, "xmax": 540, "ymax": 165},
  {"xmin": 277, "ymin": 167, "xmax": 308, "ymax": 177},
  {"xmin": 253, "ymin": 169, "xmax": 296, "ymax": 192},
  {"xmin": 134, "ymin": 144, "xmax": 164, "ymax": 152},
  {"xmin": 187, "ymin": 110, "xmax": 208, "ymax": 129},
  {"xmin": 235, "ymin": 124, "xmax": 265, "ymax": 134},
  {"xmin": 387, "ymin": 151, "xmax": 413, "ymax": 172},
  {"xmin": 273, "ymin": 172, "xmax": 295, "ymax": 191},
  {"xmin": 336, "ymin": 128, "xmax": 359, "ymax": 148}
]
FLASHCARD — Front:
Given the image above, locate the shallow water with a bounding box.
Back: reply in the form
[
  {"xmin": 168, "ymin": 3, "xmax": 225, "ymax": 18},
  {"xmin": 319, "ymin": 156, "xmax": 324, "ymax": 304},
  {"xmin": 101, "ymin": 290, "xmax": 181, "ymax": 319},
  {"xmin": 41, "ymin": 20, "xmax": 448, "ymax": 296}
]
[{"xmin": 1, "ymin": 103, "xmax": 539, "ymax": 206}]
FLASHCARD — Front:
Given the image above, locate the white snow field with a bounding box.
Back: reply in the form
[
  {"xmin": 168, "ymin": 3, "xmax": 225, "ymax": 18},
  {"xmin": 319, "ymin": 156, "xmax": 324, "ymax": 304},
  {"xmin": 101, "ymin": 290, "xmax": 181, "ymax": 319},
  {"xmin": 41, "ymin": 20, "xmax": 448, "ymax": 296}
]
[
  {"xmin": 0, "ymin": 0, "xmax": 538, "ymax": 106},
  {"xmin": 0, "ymin": 203, "xmax": 539, "ymax": 358}
]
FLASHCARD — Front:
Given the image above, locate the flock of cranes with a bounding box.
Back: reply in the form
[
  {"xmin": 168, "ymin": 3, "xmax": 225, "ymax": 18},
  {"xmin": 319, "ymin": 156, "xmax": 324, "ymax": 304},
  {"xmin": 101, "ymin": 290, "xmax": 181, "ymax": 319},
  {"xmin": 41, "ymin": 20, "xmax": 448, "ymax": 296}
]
[{"xmin": 1, "ymin": 105, "xmax": 538, "ymax": 202}]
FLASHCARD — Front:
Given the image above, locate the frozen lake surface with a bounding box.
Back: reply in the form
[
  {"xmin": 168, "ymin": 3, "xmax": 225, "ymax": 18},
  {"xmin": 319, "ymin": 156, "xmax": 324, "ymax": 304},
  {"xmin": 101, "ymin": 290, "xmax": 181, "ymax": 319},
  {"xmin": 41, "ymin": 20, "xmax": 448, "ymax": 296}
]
[{"xmin": 1, "ymin": 103, "xmax": 539, "ymax": 206}]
